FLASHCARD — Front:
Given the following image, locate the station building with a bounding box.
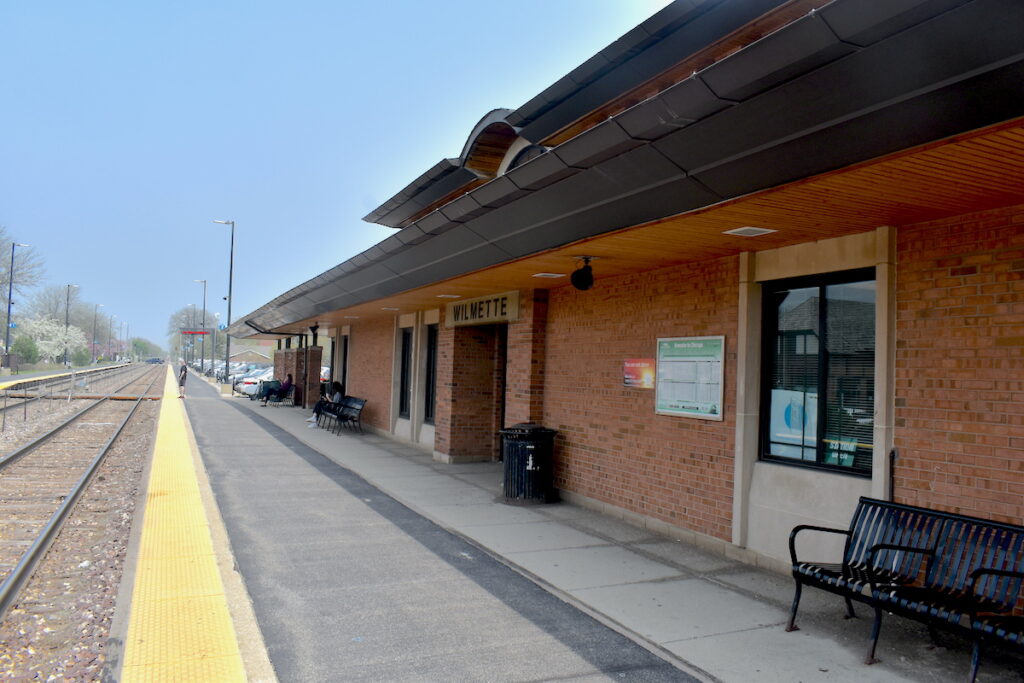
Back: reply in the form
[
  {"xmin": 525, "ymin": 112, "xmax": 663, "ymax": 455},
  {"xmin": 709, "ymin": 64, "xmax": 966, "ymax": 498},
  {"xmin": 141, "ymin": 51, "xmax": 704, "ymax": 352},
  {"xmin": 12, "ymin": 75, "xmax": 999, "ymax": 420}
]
[{"xmin": 229, "ymin": 0, "xmax": 1024, "ymax": 570}]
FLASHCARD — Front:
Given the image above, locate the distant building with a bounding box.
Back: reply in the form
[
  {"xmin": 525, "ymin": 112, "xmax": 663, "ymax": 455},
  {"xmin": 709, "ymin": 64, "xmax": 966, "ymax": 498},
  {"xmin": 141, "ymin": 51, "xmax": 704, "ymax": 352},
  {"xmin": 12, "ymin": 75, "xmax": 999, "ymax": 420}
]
[{"xmin": 230, "ymin": 350, "xmax": 270, "ymax": 365}]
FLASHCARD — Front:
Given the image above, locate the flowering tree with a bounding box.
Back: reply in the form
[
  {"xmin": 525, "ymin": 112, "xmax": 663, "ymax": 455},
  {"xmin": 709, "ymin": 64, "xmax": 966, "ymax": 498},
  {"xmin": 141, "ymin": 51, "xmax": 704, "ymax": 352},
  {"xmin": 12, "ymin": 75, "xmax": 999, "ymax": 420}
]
[{"xmin": 19, "ymin": 316, "xmax": 87, "ymax": 364}]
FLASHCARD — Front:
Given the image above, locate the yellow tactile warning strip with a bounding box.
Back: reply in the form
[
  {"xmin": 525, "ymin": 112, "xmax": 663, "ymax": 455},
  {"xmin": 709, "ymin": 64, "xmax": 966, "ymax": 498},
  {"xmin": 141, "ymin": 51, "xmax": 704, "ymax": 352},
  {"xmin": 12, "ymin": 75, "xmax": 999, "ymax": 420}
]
[{"xmin": 121, "ymin": 366, "xmax": 246, "ymax": 682}]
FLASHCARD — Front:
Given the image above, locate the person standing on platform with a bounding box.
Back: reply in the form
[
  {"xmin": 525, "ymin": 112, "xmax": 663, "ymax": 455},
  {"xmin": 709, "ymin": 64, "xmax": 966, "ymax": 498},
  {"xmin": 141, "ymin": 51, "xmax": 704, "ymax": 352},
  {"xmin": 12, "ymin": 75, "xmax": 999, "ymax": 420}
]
[{"xmin": 178, "ymin": 362, "xmax": 187, "ymax": 398}]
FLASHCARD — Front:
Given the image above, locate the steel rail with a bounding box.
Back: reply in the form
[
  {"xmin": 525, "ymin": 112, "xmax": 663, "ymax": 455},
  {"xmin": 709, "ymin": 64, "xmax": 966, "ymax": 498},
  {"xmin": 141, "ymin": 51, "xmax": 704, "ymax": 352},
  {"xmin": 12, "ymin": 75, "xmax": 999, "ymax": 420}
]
[
  {"xmin": 0, "ymin": 367, "xmax": 162, "ymax": 620},
  {"xmin": 0, "ymin": 364, "xmax": 136, "ymax": 419},
  {"xmin": 0, "ymin": 365, "xmax": 155, "ymax": 470}
]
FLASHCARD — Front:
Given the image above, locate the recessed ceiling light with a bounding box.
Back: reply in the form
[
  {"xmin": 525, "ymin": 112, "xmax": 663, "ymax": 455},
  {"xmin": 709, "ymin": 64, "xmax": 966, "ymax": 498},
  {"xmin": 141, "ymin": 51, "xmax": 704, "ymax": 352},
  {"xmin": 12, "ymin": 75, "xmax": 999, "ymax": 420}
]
[
  {"xmin": 532, "ymin": 272, "xmax": 566, "ymax": 278},
  {"xmin": 381, "ymin": 307, "xmax": 400, "ymax": 311},
  {"xmin": 436, "ymin": 294, "xmax": 461, "ymax": 299},
  {"xmin": 343, "ymin": 316, "xmax": 360, "ymax": 319},
  {"xmin": 723, "ymin": 226, "xmax": 777, "ymax": 237}
]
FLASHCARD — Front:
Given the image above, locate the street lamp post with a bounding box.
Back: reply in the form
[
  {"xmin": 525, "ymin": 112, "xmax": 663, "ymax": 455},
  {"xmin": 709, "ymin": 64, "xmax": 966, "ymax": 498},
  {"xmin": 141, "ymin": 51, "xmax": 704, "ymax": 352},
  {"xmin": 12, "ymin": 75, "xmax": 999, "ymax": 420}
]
[
  {"xmin": 195, "ymin": 279, "xmax": 207, "ymax": 374},
  {"xmin": 107, "ymin": 315, "xmax": 116, "ymax": 361},
  {"xmin": 64, "ymin": 284, "xmax": 78, "ymax": 366},
  {"xmin": 213, "ymin": 220, "xmax": 235, "ymax": 383},
  {"xmin": 212, "ymin": 312, "xmax": 220, "ymax": 375},
  {"xmin": 91, "ymin": 303, "xmax": 104, "ymax": 364},
  {"xmin": 4, "ymin": 242, "xmax": 29, "ymax": 366},
  {"xmin": 189, "ymin": 304, "xmax": 196, "ymax": 365},
  {"xmin": 119, "ymin": 321, "xmax": 125, "ymax": 361}
]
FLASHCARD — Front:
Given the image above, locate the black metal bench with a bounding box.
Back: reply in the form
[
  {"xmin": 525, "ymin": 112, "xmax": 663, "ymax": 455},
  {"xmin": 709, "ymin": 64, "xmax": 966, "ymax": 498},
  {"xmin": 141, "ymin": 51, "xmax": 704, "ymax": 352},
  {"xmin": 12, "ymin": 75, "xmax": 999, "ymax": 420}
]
[
  {"xmin": 322, "ymin": 396, "xmax": 366, "ymax": 433},
  {"xmin": 265, "ymin": 384, "xmax": 295, "ymax": 406},
  {"xmin": 788, "ymin": 497, "xmax": 1024, "ymax": 681}
]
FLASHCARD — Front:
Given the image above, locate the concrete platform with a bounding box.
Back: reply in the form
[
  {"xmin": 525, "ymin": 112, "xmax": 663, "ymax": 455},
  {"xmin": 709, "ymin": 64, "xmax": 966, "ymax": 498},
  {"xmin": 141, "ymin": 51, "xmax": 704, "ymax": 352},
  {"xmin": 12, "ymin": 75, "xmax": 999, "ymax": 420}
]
[{"xmin": 161, "ymin": 375, "xmax": 1022, "ymax": 681}]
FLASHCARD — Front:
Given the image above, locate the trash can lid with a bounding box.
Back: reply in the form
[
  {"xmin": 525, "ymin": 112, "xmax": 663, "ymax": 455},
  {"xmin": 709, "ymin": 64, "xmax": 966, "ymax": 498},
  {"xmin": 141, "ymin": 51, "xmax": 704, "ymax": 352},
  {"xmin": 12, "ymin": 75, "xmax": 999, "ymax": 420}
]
[{"xmin": 500, "ymin": 422, "xmax": 557, "ymax": 435}]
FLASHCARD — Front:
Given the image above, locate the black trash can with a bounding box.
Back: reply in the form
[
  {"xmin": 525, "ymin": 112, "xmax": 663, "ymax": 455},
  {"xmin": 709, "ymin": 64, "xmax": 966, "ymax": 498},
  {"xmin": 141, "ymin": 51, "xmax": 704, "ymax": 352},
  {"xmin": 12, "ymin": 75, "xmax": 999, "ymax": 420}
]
[{"xmin": 500, "ymin": 423, "xmax": 558, "ymax": 504}]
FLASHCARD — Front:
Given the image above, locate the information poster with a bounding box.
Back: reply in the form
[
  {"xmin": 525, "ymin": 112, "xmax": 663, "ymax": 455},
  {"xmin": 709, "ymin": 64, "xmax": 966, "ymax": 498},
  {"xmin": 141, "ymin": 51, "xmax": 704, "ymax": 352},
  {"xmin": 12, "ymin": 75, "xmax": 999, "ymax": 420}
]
[
  {"xmin": 623, "ymin": 359, "xmax": 656, "ymax": 389},
  {"xmin": 655, "ymin": 336, "xmax": 724, "ymax": 420}
]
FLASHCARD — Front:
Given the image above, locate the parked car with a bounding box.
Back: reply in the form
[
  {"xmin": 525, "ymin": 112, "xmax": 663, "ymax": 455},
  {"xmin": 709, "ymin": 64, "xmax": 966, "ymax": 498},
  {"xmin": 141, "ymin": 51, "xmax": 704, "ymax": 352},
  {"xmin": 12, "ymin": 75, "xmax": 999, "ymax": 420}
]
[{"xmin": 238, "ymin": 368, "xmax": 275, "ymax": 398}]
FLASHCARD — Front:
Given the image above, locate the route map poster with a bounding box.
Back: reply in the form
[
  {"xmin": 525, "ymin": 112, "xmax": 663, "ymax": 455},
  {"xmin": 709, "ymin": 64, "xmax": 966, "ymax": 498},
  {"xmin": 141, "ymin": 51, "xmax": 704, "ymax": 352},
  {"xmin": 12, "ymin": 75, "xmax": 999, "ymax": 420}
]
[{"xmin": 655, "ymin": 336, "xmax": 724, "ymax": 420}]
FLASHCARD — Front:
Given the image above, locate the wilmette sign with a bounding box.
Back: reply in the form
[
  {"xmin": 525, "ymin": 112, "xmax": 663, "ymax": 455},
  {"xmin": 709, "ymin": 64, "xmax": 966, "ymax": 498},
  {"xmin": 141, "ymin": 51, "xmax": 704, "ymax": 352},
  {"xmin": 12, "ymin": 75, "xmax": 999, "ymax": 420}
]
[
  {"xmin": 179, "ymin": 328, "xmax": 213, "ymax": 335},
  {"xmin": 444, "ymin": 291, "xmax": 519, "ymax": 327}
]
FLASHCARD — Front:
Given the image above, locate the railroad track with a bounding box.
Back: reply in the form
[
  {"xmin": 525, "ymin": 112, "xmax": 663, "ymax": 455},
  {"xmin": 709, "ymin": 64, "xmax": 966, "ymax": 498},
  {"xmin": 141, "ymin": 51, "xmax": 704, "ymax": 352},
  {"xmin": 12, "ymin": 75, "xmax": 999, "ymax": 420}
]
[
  {"xmin": 0, "ymin": 363, "xmax": 164, "ymax": 619},
  {"xmin": 0, "ymin": 364, "xmax": 141, "ymax": 426}
]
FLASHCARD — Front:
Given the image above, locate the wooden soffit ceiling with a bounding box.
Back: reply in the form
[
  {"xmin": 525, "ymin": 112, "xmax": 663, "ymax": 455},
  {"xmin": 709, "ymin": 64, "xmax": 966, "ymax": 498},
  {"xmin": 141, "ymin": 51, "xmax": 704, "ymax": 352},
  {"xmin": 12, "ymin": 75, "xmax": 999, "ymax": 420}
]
[{"xmin": 278, "ymin": 118, "xmax": 1024, "ymax": 335}]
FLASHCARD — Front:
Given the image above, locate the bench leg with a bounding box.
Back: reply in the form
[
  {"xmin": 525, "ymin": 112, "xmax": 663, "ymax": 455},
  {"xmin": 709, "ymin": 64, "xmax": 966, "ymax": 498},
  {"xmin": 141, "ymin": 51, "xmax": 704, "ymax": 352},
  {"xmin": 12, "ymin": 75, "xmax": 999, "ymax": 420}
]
[
  {"xmin": 968, "ymin": 638, "xmax": 981, "ymax": 683},
  {"xmin": 785, "ymin": 581, "xmax": 802, "ymax": 632},
  {"xmin": 865, "ymin": 606, "xmax": 883, "ymax": 665},
  {"xmin": 844, "ymin": 596, "xmax": 857, "ymax": 620}
]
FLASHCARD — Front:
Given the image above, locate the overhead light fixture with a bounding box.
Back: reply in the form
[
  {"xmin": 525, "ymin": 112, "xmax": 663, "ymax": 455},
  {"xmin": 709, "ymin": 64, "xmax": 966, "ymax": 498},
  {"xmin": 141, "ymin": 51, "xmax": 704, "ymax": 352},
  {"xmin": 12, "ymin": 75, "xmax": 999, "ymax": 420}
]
[
  {"xmin": 570, "ymin": 256, "xmax": 594, "ymax": 291},
  {"xmin": 532, "ymin": 272, "xmax": 566, "ymax": 279},
  {"xmin": 381, "ymin": 307, "xmax": 400, "ymax": 311},
  {"xmin": 723, "ymin": 226, "xmax": 777, "ymax": 237},
  {"xmin": 344, "ymin": 315, "xmax": 360, "ymax": 319},
  {"xmin": 436, "ymin": 294, "xmax": 461, "ymax": 299}
]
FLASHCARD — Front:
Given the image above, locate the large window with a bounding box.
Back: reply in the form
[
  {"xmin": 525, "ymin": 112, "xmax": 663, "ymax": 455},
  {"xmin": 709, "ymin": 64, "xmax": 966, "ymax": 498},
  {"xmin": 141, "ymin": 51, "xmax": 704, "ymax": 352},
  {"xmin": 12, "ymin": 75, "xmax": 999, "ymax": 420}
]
[
  {"xmin": 423, "ymin": 324, "xmax": 438, "ymax": 424},
  {"xmin": 760, "ymin": 269, "xmax": 875, "ymax": 476}
]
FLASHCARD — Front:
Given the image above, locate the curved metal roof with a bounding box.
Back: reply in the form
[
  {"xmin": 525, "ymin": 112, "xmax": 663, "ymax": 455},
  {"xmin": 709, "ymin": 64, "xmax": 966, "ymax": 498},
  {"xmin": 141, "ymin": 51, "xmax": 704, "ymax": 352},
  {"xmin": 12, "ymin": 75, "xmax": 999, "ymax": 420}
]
[{"xmin": 231, "ymin": 0, "xmax": 1024, "ymax": 339}]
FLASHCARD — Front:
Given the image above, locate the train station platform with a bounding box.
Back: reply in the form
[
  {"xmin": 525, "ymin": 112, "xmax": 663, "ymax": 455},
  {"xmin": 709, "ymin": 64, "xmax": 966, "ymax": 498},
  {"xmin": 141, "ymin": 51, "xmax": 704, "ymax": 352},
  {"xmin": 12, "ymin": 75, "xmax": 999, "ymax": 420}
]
[{"xmin": 111, "ymin": 370, "xmax": 1020, "ymax": 682}]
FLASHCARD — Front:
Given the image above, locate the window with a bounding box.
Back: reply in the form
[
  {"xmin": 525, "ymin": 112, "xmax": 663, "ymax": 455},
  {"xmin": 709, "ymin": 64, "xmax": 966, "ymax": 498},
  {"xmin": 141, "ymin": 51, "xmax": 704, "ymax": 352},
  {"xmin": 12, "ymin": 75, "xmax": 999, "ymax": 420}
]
[
  {"xmin": 423, "ymin": 324, "xmax": 438, "ymax": 424},
  {"xmin": 761, "ymin": 269, "xmax": 875, "ymax": 475},
  {"xmin": 399, "ymin": 328, "xmax": 412, "ymax": 419}
]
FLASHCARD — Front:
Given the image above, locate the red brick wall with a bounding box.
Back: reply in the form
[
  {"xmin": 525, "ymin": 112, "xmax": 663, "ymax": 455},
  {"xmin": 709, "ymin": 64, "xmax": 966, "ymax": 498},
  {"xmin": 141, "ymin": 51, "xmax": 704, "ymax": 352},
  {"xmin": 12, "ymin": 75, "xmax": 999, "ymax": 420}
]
[
  {"xmin": 545, "ymin": 256, "xmax": 738, "ymax": 541},
  {"xmin": 894, "ymin": 206, "xmax": 1024, "ymax": 522},
  {"xmin": 435, "ymin": 323, "xmax": 505, "ymax": 460},
  {"xmin": 505, "ymin": 289, "xmax": 548, "ymax": 425},
  {"xmin": 346, "ymin": 318, "xmax": 394, "ymax": 431}
]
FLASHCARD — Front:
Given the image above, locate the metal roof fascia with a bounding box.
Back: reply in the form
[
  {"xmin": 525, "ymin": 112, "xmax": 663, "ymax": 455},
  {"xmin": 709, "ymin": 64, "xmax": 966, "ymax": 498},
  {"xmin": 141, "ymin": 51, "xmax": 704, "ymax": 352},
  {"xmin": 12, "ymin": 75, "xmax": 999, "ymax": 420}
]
[
  {"xmin": 653, "ymin": 0, "xmax": 1024, "ymax": 175},
  {"xmin": 819, "ymin": 0, "xmax": 971, "ymax": 48},
  {"xmin": 515, "ymin": 0, "xmax": 787, "ymax": 142}
]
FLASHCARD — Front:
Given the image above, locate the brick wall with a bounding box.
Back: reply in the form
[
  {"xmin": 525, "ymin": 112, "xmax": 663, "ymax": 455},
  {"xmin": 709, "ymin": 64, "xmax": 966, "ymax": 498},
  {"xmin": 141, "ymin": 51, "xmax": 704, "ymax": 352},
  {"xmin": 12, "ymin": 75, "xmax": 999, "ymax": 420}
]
[
  {"xmin": 504, "ymin": 289, "xmax": 548, "ymax": 425},
  {"xmin": 435, "ymin": 322, "xmax": 505, "ymax": 460},
  {"xmin": 545, "ymin": 256, "xmax": 739, "ymax": 541},
  {"xmin": 346, "ymin": 317, "xmax": 394, "ymax": 431},
  {"xmin": 894, "ymin": 205, "xmax": 1024, "ymax": 522}
]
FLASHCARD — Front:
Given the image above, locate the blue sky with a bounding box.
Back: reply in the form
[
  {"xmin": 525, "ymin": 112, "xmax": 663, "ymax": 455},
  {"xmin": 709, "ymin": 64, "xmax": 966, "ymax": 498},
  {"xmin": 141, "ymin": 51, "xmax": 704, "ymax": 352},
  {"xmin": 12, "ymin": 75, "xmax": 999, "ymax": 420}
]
[{"xmin": 0, "ymin": 0, "xmax": 671, "ymax": 347}]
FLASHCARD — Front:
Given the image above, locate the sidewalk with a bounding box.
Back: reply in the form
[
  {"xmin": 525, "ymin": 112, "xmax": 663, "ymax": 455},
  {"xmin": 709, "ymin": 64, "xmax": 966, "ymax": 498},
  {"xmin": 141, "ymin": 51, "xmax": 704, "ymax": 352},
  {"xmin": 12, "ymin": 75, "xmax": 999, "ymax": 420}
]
[{"xmin": 216, "ymin": 389, "xmax": 1018, "ymax": 682}]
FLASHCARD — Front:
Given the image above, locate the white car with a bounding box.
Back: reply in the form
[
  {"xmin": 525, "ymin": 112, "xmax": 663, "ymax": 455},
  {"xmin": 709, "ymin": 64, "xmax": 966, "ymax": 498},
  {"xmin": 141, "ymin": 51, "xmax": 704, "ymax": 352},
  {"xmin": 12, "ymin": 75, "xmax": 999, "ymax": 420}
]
[{"xmin": 237, "ymin": 368, "xmax": 275, "ymax": 397}]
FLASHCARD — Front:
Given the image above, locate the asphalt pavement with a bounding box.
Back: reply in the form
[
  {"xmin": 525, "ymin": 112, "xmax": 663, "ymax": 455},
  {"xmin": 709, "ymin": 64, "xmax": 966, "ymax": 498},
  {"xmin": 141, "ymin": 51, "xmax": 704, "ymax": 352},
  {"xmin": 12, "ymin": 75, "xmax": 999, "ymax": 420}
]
[{"xmin": 183, "ymin": 376, "xmax": 1023, "ymax": 682}]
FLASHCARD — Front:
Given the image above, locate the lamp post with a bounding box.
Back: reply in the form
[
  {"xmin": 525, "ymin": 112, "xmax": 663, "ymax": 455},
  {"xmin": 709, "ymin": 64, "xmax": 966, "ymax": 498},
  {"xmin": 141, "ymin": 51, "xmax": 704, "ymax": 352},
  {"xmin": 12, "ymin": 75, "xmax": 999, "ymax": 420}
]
[
  {"xmin": 119, "ymin": 320, "xmax": 125, "ymax": 362},
  {"xmin": 91, "ymin": 303, "xmax": 104, "ymax": 364},
  {"xmin": 64, "ymin": 283, "xmax": 78, "ymax": 366},
  {"xmin": 212, "ymin": 312, "xmax": 220, "ymax": 375},
  {"xmin": 195, "ymin": 279, "xmax": 207, "ymax": 374},
  {"xmin": 189, "ymin": 304, "xmax": 196, "ymax": 365},
  {"xmin": 4, "ymin": 242, "xmax": 29, "ymax": 365},
  {"xmin": 107, "ymin": 315, "xmax": 116, "ymax": 361},
  {"xmin": 213, "ymin": 220, "xmax": 235, "ymax": 383}
]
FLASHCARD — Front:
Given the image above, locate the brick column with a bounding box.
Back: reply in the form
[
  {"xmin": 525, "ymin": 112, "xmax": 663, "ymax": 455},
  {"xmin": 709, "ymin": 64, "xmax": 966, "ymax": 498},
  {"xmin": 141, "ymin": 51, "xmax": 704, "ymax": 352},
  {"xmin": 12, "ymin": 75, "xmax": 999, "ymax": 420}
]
[
  {"xmin": 302, "ymin": 346, "xmax": 322, "ymax": 408},
  {"xmin": 504, "ymin": 289, "xmax": 548, "ymax": 426}
]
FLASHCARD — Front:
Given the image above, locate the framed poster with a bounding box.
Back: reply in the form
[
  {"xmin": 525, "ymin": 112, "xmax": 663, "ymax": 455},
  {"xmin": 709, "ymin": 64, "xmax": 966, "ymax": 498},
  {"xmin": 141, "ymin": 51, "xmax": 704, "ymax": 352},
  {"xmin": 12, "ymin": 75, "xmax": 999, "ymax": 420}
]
[
  {"xmin": 655, "ymin": 336, "xmax": 724, "ymax": 420},
  {"xmin": 623, "ymin": 359, "xmax": 656, "ymax": 389}
]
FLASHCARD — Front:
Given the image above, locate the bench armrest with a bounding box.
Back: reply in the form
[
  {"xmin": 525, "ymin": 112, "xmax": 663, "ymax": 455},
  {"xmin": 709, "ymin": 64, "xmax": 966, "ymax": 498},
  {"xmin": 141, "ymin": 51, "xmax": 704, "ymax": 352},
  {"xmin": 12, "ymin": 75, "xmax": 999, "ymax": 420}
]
[
  {"xmin": 968, "ymin": 567, "xmax": 1024, "ymax": 612},
  {"xmin": 789, "ymin": 524, "xmax": 850, "ymax": 565},
  {"xmin": 865, "ymin": 543, "xmax": 934, "ymax": 589}
]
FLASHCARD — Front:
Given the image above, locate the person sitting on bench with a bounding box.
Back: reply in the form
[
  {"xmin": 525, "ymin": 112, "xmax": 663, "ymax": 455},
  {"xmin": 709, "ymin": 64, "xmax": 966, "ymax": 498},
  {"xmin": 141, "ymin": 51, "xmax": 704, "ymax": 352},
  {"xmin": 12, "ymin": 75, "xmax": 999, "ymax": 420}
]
[
  {"xmin": 307, "ymin": 381, "xmax": 343, "ymax": 427},
  {"xmin": 261, "ymin": 374, "xmax": 292, "ymax": 405}
]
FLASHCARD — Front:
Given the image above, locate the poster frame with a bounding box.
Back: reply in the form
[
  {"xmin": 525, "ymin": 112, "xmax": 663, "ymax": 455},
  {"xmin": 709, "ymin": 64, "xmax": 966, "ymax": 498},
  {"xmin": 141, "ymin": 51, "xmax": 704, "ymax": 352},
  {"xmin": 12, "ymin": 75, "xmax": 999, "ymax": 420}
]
[{"xmin": 655, "ymin": 335, "xmax": 725, "ymax": 420}]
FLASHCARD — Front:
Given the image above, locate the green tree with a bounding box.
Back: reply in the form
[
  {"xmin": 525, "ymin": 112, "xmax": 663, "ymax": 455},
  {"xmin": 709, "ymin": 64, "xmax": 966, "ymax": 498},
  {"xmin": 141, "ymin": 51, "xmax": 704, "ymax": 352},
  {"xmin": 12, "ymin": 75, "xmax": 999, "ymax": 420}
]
[
  {"xmin": 71, "ymin": 347, "xmax": 91, "ymax": 367},
  {"xmin": 10, "ymin": 335, "xmax": 38, "ymax": 364}
]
